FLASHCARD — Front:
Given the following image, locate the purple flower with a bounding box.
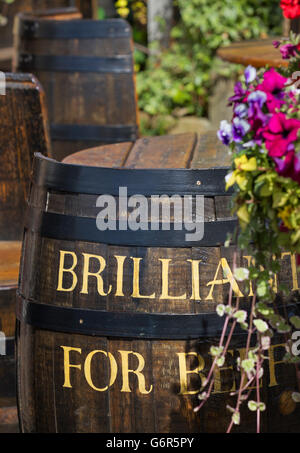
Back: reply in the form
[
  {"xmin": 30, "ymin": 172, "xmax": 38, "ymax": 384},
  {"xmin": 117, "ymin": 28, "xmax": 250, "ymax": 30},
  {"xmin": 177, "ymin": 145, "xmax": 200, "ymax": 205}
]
[
  {"xmin": 272, "ymin": 40, "xmax": 281, "ymax": 49},
  {"xmin": 234, "ymin": 103, "xmax": 248, "ymax": 118},
  {"xmin": 232, "ymin": 117, "xmax": 250, "ymax": 142},
  {"xmin": 280, "ymin": 43, "xmax": 299, "ymax": 59},
  {"xmin": 244, "ymin": 65, "xmax": 257, "ymax": 84},
  {"xmin": 228, "ymin": 81, "xmax": 248, "ymax": 105},
  {"xmin": 217, "ymin": 120, "xmax": 232, "ymax": 145}
]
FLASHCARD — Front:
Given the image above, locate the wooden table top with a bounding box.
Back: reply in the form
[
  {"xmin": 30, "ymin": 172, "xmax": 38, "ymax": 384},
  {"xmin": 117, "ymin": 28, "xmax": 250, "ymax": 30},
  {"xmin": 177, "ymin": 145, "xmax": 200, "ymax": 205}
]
[
  {"xmin": 63, "ymin": 131, "xmax": 230, "ymax": 169},
  {"xmin": 217, "ymin": 38, "xmax": 288, "ymax": 68},
  {"xmin": 0, "ymin": 241, "xmax": 22, "ymax": 288}
]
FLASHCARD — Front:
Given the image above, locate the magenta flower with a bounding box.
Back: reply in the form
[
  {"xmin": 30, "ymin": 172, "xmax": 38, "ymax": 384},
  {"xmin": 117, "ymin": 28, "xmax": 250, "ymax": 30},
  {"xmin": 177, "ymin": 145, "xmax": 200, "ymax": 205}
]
[
  {"xmin": 273, "ymin": 150, "xmax": 300, "ymax": 184},
  {"xmin": 279, "ymin": 43, "xmax": 299, "ymax": 59},
  {"xmin": 262, "ymin": 112, "xmax": 300, "ymax": 157},
  {"xmin": 256, "ymin": 68, "xmax": 288, "ymax": 112}
]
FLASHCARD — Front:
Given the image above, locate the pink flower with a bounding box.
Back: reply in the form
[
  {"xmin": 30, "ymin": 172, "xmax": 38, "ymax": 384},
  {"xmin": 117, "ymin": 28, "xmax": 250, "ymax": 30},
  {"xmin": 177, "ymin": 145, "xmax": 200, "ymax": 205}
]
[
  {"xmin": 262, "ymin": 113, "xmax": 300, "ymax": 157},
  {"xmin": 256, "ymin": 68, "xmax": 288, "ymax": 112},
  {"xmin": 273, "ymin": 150, "xmax": 300, "ymax": 184}
]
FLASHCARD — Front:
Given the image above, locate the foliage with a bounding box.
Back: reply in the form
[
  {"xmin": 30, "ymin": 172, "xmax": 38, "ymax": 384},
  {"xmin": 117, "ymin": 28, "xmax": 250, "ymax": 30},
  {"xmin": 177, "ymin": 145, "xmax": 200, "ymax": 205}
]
[
  {"xmin": 205, "ymin": 37, "xmax": 300, "ymax": 431},
  {"xmin": 0, "ymin": 0, "xmax": 14, "ymax": 26},
  {"xmin": 135, "ymin": 0, "xmax": 282, "ymax": 124}
]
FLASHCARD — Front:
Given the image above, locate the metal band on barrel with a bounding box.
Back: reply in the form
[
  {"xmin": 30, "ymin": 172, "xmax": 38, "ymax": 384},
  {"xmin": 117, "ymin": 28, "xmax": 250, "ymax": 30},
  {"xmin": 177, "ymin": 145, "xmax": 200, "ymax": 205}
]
[
  {"xmin": 50, "ymin": 124, "xmax": 138, "ymax": 142},
  {"xmin": 18, "ymin": 53, "xmax": 134, "ymax": 74},
  {"xmin": 20, "ymin": 18, "xmax": 132, "ymax": 40},
  {"xmin": 25, "ymin": 210, "xmax": 237, "ymax": 247},
  {"xmin": 16, "ymin": 294, "xmax": 243, "ymax": 340},
  {"xmin": 33, "ymin": 153, "xmax": 233, "ymax": 196}
]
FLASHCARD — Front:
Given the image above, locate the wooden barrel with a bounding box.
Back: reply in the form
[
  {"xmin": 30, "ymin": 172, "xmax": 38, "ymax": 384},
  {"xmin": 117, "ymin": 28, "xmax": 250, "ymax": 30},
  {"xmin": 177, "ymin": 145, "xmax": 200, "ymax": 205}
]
[
  {"xmin": 0, "ymin": 73, "xmax": 51, "ymax": 241},
  {"xmin": 0, "ymin": 241, "xmax": 22, "ymax": 433},
  {"xmin": 0, "ymin": 73, "xmax": 50, "ymax": 432},
  {"xmin": 17, "ymin": 132, "xmax": 300, "ymax": 433},
  {"xmin": 0, "ymin": 1, "xmax": 76, "ymax": 71},
  {"xmin": 13, "ymin": 13, "xmax": 139, "ymax": 162}
]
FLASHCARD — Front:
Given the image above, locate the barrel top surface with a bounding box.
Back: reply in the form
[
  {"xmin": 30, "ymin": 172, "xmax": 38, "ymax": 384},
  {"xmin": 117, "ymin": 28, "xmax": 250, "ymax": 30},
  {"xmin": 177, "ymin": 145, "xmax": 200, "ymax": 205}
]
[
  {"xmin": 0, "ymin": 242, "xmax": 21, "ymax": 287},
  {"xmin": 217, "ymin": 38, "xmax": 288, "ymax": 68},
  {"xmin": 62, "ymin": 131, "xmax": 230, "ymax": 170}
]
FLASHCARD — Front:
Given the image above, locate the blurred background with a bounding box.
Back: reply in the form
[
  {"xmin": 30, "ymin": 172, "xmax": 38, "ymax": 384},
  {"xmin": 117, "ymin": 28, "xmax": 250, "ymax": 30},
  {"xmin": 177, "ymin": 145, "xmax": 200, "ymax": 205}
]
[{"xmin": 0, "ymin": 0, "xmax": 284, "ymax": 136}]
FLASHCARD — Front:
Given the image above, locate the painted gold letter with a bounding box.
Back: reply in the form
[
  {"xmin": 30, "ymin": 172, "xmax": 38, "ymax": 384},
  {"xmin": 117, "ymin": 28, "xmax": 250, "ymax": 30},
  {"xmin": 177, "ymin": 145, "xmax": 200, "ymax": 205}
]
[
  {"xmin": 81, "ymin": 253, "xmax": 112, "ymax": 296},
  {"xmin": 61, "ymin": 346, "xmax": 82, "ymax": 388},
  {"xmin": 84, "ymin": 350, "xmax": 117, "ymax": 392},
  {"xmin": 57, "ymin": 251, "xmax": 78, "ymax": 292},
  {"xmin": 119, "ymin": 350, "xmax": 153, "ymax": 394},
  {"xmin": 177, "ymin": 352, "xmax": 206, "ymax": 395}
]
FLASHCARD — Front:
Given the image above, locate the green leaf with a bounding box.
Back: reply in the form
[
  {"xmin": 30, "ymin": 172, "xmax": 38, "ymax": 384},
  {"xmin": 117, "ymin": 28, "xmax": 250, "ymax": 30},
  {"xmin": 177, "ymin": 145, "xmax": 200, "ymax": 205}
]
[
  {"xmin": 292, "ymin": 392, "xmax": 300, "ymax": 403},
  {"xmin": 241, "ymin": 358, "xmax": 255, "ymax": 373},
  {"xmin": 234, "ymin": 267, "xmax": 250, "ymax": 282},
  {"xmin": 254, "ymin": 319, "xmax": 269, "ymax": 333},
  {"xmin": 232, "ymin": 412, "xmax": 240, "ymax": 425},
  {"xmin": 248, "ymin": 400, "xmax": 257, "ymax": 411},
  {"xmin": 290, "ymin": 316, "xmax": 300, "ymax": 329},
  {"xmin": 216, "ymin": 304, "xmax": 226, "ymax": 317},
  {"xmin": 233, "ymin": 310, "xmax": 247, "ymax": 323}
]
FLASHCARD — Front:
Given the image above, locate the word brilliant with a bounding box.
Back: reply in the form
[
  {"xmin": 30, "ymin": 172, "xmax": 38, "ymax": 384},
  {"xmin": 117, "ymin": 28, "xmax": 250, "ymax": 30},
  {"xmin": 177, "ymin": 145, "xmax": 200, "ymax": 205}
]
[{"xmin": 57, "ymin": 250, "xmax": 299, "ymax": 301}]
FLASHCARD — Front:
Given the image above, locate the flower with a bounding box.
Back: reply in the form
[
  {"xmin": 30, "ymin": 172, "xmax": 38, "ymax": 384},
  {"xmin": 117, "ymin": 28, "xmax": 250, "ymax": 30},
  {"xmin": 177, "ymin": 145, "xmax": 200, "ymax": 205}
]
[
  {"xmin": 225, "ymin": 155, "xmax": 257, "ymax": 191},
  {"xmin": 217, "ymin": 120, "xmax": 232, "ymax": 145},
  {"xmin": 280, "ymin": 0, "xmax": 300, "ymax": 19},
  {"xmin": 244, "ymin": 65, "xmax": 256, "ymax": 84},
  {"xmin": 279, "ymin": 43, "xmax": 300, "ymax": 60},
  {"xmin": 256, "ymin": 68, "xmax": 288, "ymax": 112},
  {"xmin": 273, "ymin": 150, "xmax": 300, "ymax": 184},
  {"xmin": 232, "ymin": 117, "xmax": 251, "ymax": 142},
  {"xmin": 228, "ymin": 81, "xmax": 248, "ymax": 105},
  {"xmin": 262, "ymin": 112, "xmax": 300, "ymax": 157}
]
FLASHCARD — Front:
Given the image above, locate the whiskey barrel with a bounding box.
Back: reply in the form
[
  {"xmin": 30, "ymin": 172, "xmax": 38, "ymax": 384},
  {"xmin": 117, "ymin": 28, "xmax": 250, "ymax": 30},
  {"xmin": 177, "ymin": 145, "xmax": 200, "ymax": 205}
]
[
  {"xmin": 17, "ymin": 133, "xmax": 300, "ymax": 433},
  {"xmin": 0, "ymin": 1, "xmax": 75, "ymax": 71},
  {"xmin": 0, "ymin": 73, "xmax": 50, "ymax": 433},
  {"xmin": 14, "ymin": 13, "xmax": 139, "ymax": 161},
  {"xmin": 0, "ymin": 73, "xmax": 50, "ymax": 240},
  {"xmin": 0, "ymin": 241, "xmax": 22, "ymax": 433}
]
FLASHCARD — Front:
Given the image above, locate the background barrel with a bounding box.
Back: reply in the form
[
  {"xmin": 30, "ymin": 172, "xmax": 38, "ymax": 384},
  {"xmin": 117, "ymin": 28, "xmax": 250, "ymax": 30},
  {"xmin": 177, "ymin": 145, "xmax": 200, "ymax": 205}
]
[
  {"xmin": 0, "ymin": 0, "xmax": 78, "ymax": 71},
  {"xmin": 14, "ymin": 13, "xmax": 139, "ymax": 162},
  {"xmin": 0, "ymin": 73, "xmax": 50, "ymax": 433},
  {"xmin": 0, "ymin": 73, "xmax": 51, "ymax": 241},
  {"xmin": 17, "ymin": 132, "xmax": 300, "ymax": 433}
]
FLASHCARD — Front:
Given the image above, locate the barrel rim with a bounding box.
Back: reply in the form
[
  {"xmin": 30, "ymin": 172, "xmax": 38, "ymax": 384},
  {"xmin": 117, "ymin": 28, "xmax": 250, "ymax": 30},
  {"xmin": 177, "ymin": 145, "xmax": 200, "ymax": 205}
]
[{"xmin": 33, "ymin": 153, "xmax": 233, "ymax": 197}]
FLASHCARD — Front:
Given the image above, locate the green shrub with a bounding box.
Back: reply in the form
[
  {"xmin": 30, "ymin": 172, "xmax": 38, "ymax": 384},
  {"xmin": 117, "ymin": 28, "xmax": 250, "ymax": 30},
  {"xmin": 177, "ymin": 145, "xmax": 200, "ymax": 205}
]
[{"xmin": 137, "ymin": 0, "xmax": 282, "ymax": 121}]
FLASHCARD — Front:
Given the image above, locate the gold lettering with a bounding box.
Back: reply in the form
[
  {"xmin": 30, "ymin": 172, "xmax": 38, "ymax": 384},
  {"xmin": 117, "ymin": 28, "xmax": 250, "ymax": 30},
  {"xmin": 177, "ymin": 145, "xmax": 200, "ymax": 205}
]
[
  {"xmin": 213, "ymin": 349, "xmax": 236, "ymax": 394},
  {"xmin": 268, "ymin": 343, "xmax": 286, "ymax": 387},
  {"xmin": 57, "ymin": 251, "xmax": 78, "ymax": 292},
  {"xmin": 119, "ymin": 350, "xmax": 153, "ymax": 394},
  {"xmin": 177, "ymin": 352, "xmax": 206, "ymax": 395},
  {"xmin": 131, "ymin": 258, "xmax": 155, "ymax": 299},
  {"xmin": 61, "ymin": 346, "xmax": 82, "ymax": 388},
  {"xmin": 81, "ymin": 253, "xmax": 112, "ymax": 296},
  {"xmin": 159, "ymin": 259, "xmax": 187, "ymax": 300},
  {"xmin": 115, "ymin": 255, "xmax": 127, "ymax": 297},
  {"xmin": 281, "ymin": 252, "xmax": 299, "ymax": 291},
  {"xmin": 187, "ymin": 259, "xmax": 202, "ymax": 300},
  {"xmin": 206, "ymin": 258, "xmax": 243, "ymax": 300},
  {"xmin": 84, "ymin": 350, "xmax": 117, "ymax": 392},
  {"xmin": 243, "ymin": 255, "xmax": 254, "ymax": 297}
]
